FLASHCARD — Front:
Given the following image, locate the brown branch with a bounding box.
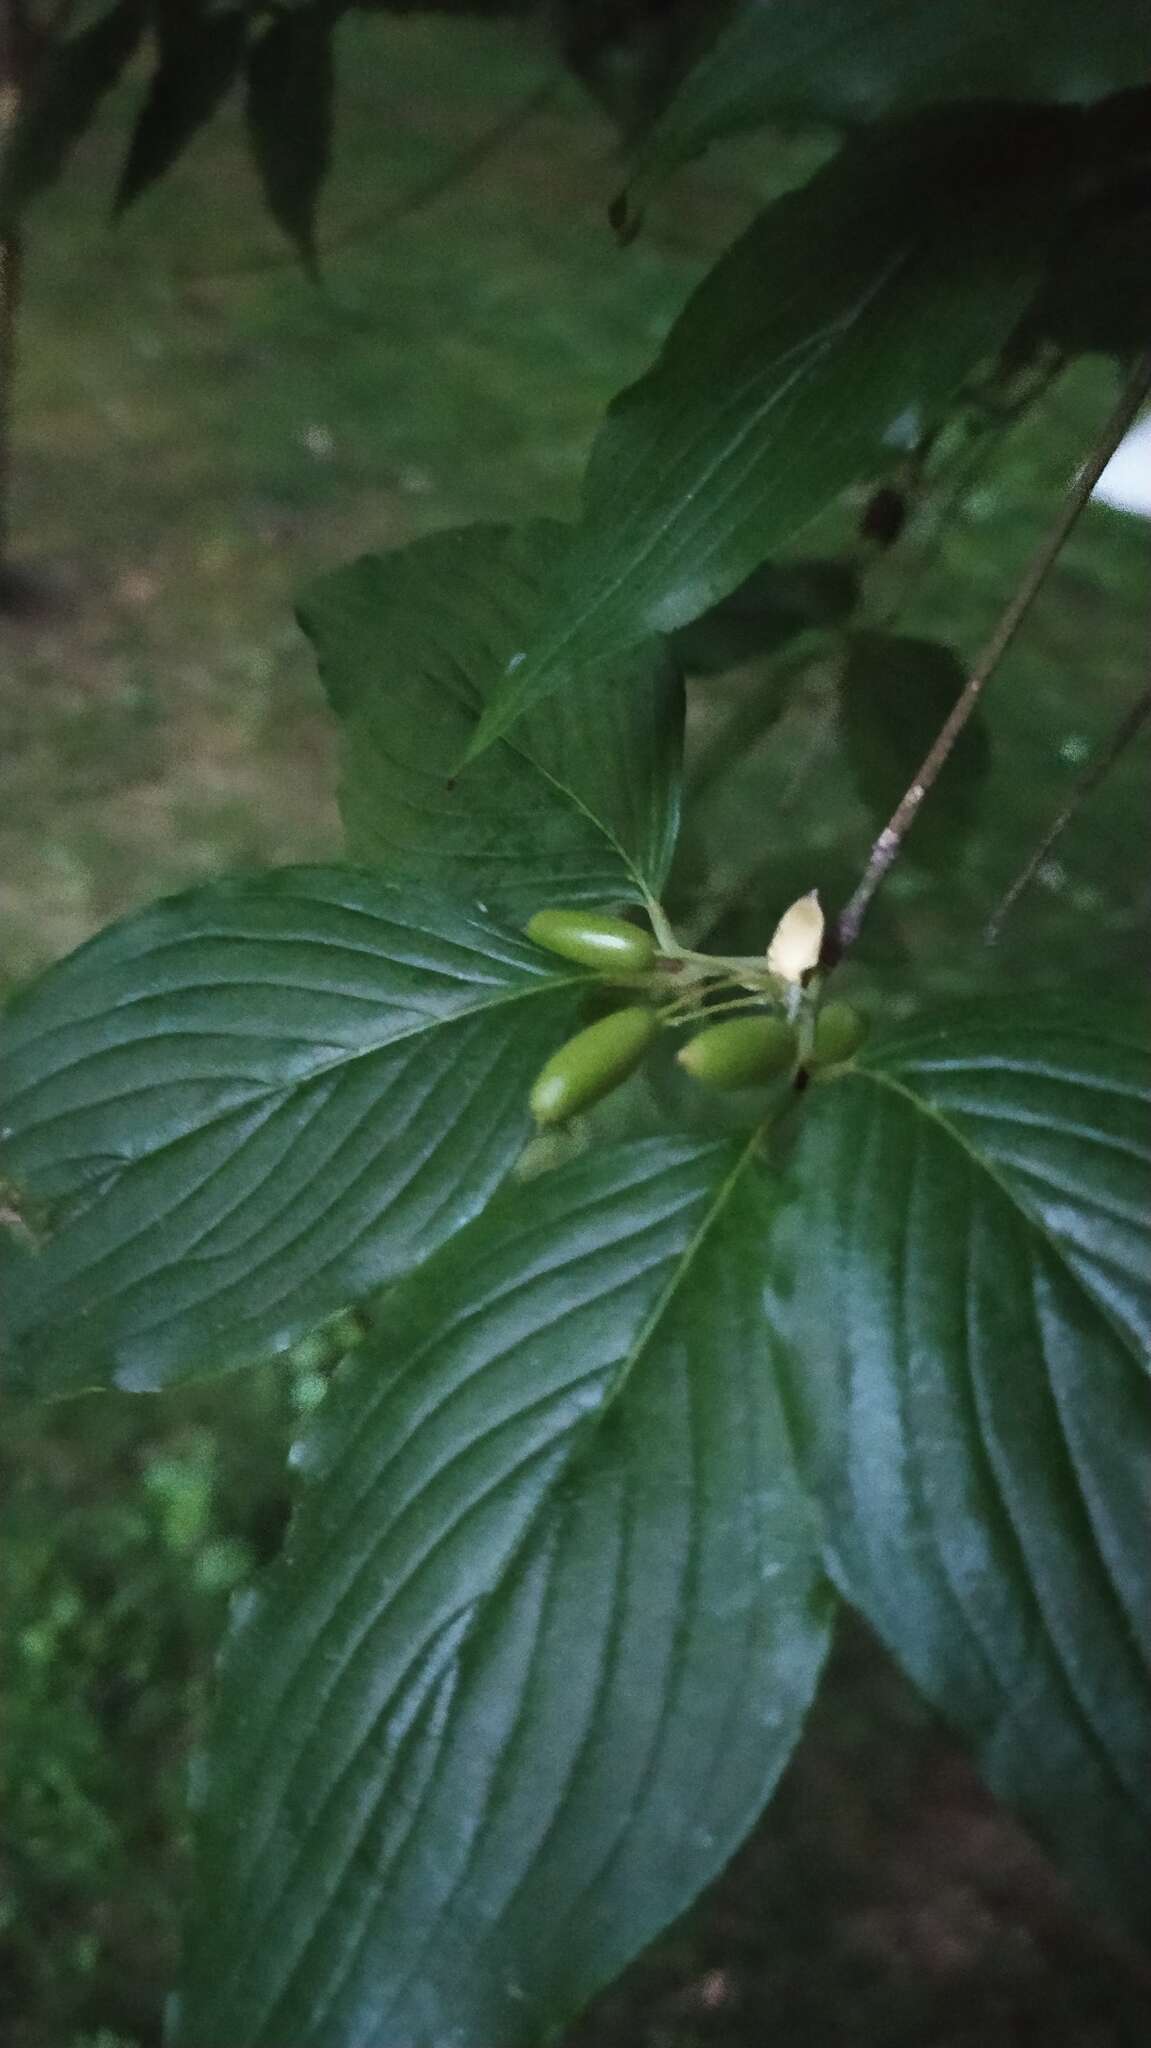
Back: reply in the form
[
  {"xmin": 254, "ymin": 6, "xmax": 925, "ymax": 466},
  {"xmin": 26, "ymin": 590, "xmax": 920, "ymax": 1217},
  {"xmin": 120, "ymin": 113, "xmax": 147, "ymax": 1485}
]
[
  {"xmin": 831, "ymin": 347, "xmax": 1151, "ymax": 963},
  {"xmin": 984, "ymin": 680, "xmax": 1151, "ymax": 945}
]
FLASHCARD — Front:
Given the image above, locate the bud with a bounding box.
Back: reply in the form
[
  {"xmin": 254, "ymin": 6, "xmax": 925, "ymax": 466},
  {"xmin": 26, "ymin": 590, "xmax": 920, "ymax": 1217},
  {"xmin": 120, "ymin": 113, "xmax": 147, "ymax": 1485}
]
[{"xmin": 766, "ymin": 891, "xmax": 824, "ymax": 983}]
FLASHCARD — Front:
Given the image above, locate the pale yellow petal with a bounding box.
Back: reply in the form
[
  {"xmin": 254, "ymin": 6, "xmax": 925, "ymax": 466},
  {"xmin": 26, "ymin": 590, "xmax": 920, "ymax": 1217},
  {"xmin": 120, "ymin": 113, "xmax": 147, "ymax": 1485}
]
[{"xmin": 766, "ymin": 890, "xmax": 824, "ymax": 982}]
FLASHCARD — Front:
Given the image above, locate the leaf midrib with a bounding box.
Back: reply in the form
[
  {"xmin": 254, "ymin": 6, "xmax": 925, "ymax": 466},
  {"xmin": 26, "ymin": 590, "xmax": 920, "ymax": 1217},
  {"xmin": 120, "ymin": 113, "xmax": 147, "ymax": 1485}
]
[
  {"xmin": 198, "ymin": 1139, "xmax": 766, "ymax": 2042},
  {"xmin": 433, "ymin": 1137, "xmax": 770, "ymax": 1929}
]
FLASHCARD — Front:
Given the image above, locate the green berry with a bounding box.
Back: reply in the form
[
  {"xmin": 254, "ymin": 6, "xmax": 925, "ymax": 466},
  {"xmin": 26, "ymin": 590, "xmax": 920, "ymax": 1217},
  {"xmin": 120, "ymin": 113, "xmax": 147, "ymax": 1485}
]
[
  {"xmin": 809, "ymin": 1001, "xmax": 869, "ymax": 1068},
  {"xmin": 524, "ymin": 907, "xmax": 657, "ymax": 974},
  {"xmin": 677, "ymin": 1013, "xmax": 798, "ymax": 1090},
  {"xmin": 529, "ymin": 1006, "xmax": 658, "ymax": 1125}
]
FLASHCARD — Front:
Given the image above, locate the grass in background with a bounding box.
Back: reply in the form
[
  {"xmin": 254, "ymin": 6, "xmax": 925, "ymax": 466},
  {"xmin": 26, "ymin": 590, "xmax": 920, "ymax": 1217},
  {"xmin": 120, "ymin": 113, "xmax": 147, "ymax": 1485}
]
[
  {"xmin": 1, "ymin": 16, "xmax": 1148, "ymax": 2045},
  {"xmin": 2, "ymin": 13, "xmax": 708, "ymax": 979}
]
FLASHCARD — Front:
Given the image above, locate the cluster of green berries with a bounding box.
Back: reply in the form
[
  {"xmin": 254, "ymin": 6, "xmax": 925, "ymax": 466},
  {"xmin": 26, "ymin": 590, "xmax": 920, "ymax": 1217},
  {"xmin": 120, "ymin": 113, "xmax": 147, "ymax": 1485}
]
[{"xmin": 523, "ymin": 906, "xmax": 868, "ymax": 1126}]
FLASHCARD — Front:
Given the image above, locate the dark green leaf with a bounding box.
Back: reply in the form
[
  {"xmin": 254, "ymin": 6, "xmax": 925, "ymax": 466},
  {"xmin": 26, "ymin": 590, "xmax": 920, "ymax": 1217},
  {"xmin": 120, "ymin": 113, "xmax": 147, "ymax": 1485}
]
[
  {"xmin": 113, "ymin": 5, "xmax": 248, "ymax": 215},
  {"xmin": 174, "ymin": 1137, "xmax": 833, "ymax": 2048},
  {"xmin": 0, "ymin": 868, "xmax": 585, "ymax": 1395},
  {"xmin": 670, "ymin": 557, "xmax": 857, "ymax": 677},
  {"xmin": 623, "ymin": 0, "xmax": 1150, "ymax": 220},
  {"xmin": 245, "ymin": 2, "xmax": 334, "ymax": 266},
  {"xmin": 549, "ymin": 0, "xmax": 718, "ymax": 143},
  {"xmin": 470, "ymin": 108, "xmax": 1074, "ymax": 756},
  {"xmin": 1024, "ymin": 88, "xmax": 1151, "ymax": 355},
  {"xmin": 779, "ymin": 1003, "xmax": 1151, "ymax": 1926},
  {"xmin": 839, "ymin": 631, "xmax": 990, "ymax": 860},
  {"xmin": 297, "ymin": 521, "xmax": 683, "ymax": 917},
  {"xmin": 0, "ymin": 1, "xmax": 144, "ymax": 224},
  {"xmin": 1034, "ymin": 186, "xmax": 1151, "ymax": 356}
]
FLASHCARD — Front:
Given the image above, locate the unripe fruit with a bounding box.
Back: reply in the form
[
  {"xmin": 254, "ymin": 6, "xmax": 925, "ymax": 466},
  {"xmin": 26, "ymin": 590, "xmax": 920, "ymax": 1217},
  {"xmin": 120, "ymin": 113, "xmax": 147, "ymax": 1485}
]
[
  {"xmin": 809, "ymin": 1000, "xmax": 869, "ymax": 1068},
  {"xmin": 677, "ymin": 1013, "xmax": 798, "ymax": 1090},
  {"xmin": 524, "ymin": 907, "xmax": 657, "ymax": 974},
  {"xmin": 529, "ymin": 1006, "xmax": 657, "ymax": 1125}
]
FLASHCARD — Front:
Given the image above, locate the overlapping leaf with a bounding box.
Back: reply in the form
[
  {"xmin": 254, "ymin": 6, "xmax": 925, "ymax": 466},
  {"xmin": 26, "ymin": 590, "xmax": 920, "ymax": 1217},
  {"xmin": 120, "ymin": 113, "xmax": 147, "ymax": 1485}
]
[
  {"xmin": 174, "ymin": 1138, "xmax": 833, "ymax": 2048},
  {"xmin": 0, "ymin": 869, "xmax": 585, "ymax": 1394},
  {"xmin": 0, "ymin": 0, "xmax": 144, "ymax": 225},
  {"xmin": 115, "ymin": 3, "xmax": 248, "ymax": 215},
  {"xmin": 669, "ymin": 556, "xmax": 857, "ymax": 677},
  {"xmin": 245, "ymin": 0, "xmax": 334, "ymax": 266},
  {"xmin": 622, "ymin": 0, "xmax": 1149, "ymax": 219},
  {"xmin": 469, "ymin": 108, "xmax": 1074, "ymax": 755},
  {"xmin": 776, "ymin": 1003, "xmax": 1151, "ymax": 1926},
  {"xmin": 297, "ymin": 521, "xmax": 682, "ymax": 918}
]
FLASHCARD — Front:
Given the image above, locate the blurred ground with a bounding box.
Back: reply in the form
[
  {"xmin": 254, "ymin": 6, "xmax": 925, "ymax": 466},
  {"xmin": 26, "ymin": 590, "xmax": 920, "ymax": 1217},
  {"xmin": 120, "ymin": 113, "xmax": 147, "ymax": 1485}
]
[
  {"xmin": 1, "ymin": 15, "xmax": 1148, "ymax": 2046},
  {"xmin": 572, "ymin": 1618, "xmax": 1151, "ymax": 2048}
]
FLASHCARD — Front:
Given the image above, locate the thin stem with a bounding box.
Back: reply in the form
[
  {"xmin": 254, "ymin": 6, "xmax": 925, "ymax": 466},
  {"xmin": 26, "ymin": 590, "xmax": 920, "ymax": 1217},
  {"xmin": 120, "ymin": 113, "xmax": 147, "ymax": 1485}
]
[
  {"xmin": 984, "ymin": 680, "xmax": 1151, "ymax": 944},
  {"xmin": 833, "ymin": 348, "xmax": 1151, "ymax": 962},
  {"xmin": 645, "ymin": 896, "xmax": 679, "ymax": 953},
  {"xmin": 660, "ymin": 989, "xmax": 769, "ymax": 1029}
]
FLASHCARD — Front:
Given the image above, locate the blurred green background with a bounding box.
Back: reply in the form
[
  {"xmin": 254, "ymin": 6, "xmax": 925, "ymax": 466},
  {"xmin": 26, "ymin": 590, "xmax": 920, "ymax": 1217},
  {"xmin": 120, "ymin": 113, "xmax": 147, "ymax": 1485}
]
[{"xmin": 1, "ymin": 15, "xmax": 1148, "ymax": 2046}]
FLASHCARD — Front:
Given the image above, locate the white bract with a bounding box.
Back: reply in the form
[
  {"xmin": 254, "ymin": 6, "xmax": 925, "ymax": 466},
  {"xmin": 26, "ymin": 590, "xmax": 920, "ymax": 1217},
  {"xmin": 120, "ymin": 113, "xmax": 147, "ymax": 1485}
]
[{"xmin": 767, "ymin": 890, "xmax": 824, "ymax": 983}]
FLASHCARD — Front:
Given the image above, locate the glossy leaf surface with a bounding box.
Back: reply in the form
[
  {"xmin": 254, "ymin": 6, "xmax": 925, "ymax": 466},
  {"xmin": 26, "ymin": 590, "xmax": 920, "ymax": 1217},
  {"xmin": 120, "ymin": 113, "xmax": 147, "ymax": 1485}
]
[
  {"xmin": 471, "ymin": 109, "xmax": 1073, "ymax": 753},
  {"xmin": 778, "ymin": 1004, "xmax": 1151, "ymax": 1926},
  {"xmin": 624, "ymin": 0, "xmax": 1149, "ymax": 215},
  {"xmin": 0, "ymin": 869, "xmax": 583, "ymax": 1393},
  {"xmin": 298, "ymin": 522, "xmax": 682, "ymax": 916},
  {"xmin": 175, "ymin": 1138, "xmax": 832, "ymax": 2047}
]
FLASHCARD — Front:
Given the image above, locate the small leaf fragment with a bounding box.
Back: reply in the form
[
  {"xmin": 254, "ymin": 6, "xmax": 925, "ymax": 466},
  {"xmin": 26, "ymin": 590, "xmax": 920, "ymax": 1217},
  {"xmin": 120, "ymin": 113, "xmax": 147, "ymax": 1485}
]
[
  {"xmin": 114, "ymin": 5, "xmax": 248, "ymax": 215},
  {"xmin": 0, "ymin": 0, "xmax": 144, "ymax": 223},
  {"xmin": 245, "ymin": 1, "xmax": 334, "ymax": 267}
]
